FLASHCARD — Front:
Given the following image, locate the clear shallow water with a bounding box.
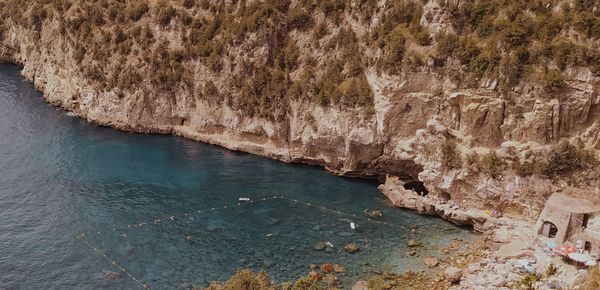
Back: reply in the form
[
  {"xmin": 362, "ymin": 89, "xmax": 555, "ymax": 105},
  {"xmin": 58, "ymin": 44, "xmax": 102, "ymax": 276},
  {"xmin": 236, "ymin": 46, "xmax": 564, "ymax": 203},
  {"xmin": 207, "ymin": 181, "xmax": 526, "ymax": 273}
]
[{"xmin": 0, "ymin": 64, "xmax": 474, "ymax": 289}]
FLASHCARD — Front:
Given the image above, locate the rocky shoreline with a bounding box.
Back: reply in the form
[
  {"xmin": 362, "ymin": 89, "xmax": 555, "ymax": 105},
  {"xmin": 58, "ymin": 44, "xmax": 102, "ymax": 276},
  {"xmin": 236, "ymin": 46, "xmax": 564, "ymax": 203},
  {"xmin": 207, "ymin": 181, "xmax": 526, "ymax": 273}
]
[
  {"xmin": 1, "ymin": 10, "xmax": 599, "ymax": 288},
  {"xmin": 379, "ymin": 176, "xmax": 493, "ymax": 232}
]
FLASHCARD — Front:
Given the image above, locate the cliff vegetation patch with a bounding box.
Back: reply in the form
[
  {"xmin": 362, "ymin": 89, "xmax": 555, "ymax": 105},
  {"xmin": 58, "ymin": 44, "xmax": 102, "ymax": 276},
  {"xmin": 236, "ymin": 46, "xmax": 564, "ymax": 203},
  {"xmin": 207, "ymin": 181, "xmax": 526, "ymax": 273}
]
[{"xmin": 1, "ymin": 0, "xmax": 599, "ymax": 120}]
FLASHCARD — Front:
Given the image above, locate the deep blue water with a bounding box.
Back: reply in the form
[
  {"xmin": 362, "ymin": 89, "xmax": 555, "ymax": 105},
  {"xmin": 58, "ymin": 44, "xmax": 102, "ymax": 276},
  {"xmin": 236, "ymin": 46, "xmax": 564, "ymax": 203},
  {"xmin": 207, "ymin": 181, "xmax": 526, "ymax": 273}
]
[{"xmin": 0, "ymin": 64, "xmax": 473, "ymax": 289}]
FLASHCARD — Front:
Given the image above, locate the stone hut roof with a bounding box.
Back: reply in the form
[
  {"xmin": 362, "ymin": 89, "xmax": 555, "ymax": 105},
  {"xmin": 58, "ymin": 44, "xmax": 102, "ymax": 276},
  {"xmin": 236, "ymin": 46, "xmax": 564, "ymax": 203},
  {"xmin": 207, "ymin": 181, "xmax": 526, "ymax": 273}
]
[{"xmin": 546, "ymin": 193, "xmax": 600, "ymax": 214}]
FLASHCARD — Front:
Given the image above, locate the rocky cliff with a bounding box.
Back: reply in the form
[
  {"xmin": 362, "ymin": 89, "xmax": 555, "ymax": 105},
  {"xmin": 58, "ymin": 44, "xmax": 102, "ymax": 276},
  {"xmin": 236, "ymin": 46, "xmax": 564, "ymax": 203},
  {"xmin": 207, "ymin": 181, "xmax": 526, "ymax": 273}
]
[{"xmin": 1, "ymin": 0, "xmax": 599, "ymax": 224}]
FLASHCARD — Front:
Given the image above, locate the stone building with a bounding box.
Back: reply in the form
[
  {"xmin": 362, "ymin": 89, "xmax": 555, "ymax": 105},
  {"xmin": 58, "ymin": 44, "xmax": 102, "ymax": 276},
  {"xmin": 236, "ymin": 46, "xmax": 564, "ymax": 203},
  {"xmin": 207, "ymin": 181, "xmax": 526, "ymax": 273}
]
[{"xmin": 536, "ymin": 193, "xmax": 600, "ymax": 254}]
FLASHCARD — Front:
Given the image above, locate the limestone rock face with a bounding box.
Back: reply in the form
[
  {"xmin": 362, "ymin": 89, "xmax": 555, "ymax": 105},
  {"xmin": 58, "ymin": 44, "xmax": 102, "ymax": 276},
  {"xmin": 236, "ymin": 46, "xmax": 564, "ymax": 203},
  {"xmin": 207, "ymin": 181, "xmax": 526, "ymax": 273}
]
[{"xmin": 0, "ymin": 15, "xmax": 598, "ymax": 222}]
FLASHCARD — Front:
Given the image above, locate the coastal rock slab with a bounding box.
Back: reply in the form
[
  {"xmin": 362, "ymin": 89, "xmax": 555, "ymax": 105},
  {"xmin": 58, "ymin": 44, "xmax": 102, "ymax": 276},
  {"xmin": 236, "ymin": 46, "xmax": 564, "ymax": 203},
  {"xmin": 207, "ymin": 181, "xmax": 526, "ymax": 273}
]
[
  {"xmin": 424, "ymin": 257, "xmax": 439, "ymax": 268},
  {"xmin": 444, "ymin": 266, "xmax": 463, "ymax": 283}
]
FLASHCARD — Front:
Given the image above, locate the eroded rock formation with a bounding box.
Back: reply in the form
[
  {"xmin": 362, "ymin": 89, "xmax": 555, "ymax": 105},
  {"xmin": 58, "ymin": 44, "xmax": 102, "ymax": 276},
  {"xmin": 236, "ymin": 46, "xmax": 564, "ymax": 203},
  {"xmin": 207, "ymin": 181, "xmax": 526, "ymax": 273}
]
[{"xmin": 0, "ymin": 1, "xmax": 598, "ymax": 226}]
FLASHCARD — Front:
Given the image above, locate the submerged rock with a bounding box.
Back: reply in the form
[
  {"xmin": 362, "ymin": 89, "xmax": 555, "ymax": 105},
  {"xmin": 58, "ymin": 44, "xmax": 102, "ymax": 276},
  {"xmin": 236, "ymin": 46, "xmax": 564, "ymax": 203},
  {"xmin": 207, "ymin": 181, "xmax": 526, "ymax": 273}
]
[
  {"xmin": 266, "ymin": 218, "xmax": 280, "ymax": 226},
  {"xmin": 344, "ymin": 242, "xmax": 360, "ymax": 254},
  {"xmin": 102, "ymin": 270, "xmax": 123, "ymax": 280},
  {"xmin": 365, "ymin": 209, "xmax": 383, "ymax": 219},
  {"xmin": 407, "ymin": 240, "xmax": 420, "ymax": 247},
  {"xmin": 314, "ymin": 241, "xmax": 326, "ymax": 251}
]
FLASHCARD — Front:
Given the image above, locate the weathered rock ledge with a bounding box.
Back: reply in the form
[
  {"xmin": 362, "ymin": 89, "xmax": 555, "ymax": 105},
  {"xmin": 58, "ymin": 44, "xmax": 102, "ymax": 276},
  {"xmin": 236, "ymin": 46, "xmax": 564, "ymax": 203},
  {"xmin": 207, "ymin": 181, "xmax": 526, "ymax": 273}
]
[{"xmin": 379, "ymin": 175, "xmax": 497, "ymax": 232}]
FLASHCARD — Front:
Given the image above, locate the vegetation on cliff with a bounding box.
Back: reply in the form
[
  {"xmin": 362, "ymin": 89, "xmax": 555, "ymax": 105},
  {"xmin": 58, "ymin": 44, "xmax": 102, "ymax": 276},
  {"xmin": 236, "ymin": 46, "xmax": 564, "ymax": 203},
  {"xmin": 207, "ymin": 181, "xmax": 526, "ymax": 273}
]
[{"xmin": 1, "ymin": 0, "xmax": 599, "ymax": 120}]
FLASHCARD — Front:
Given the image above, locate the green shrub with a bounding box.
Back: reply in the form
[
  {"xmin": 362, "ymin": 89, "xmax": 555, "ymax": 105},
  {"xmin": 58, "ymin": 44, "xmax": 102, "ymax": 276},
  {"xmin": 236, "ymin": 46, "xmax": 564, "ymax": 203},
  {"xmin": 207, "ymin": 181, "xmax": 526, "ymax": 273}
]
[
  {"xmin": 546, "ymin": 263, "xmax": 557, "ymax": 277},
  {"xmin": 543, "ymin": 141, "xmax": 597, "ymax": 176},
  {"xmin": 73, "ymin": 45, "xmax": 86, "ymax": 63},
  {"xmin": 204, "ymin": 269, "xmax": 277, "ymax": 290},
  {"xmin": 470, "ymin": 45, "xmax": 499, "ymax": 77},
  {"xmin": 551, "ymin": 38, "xmax": 584, "ymax": 70},
  {"xmin": 287, "ymin": 7, "xmax": 313, "ymax": 31},
  {"xmin": 412, "ymin": 28, "xmax": 431, "ymax": 46},
  {"xmin": 29, "ymin": 3, "xmax": 47, "ymax": 31},
  {"xmin": 500, "ymin": 15, "xmax": 533, "ymax": 47},
  {"xmin": 180, "ymin": 10, "xmax": 193, "ymax": 26},
  {"xmin": 454, "ymin": 36, "xmax": 480, "ymax": 65},
  {"xmin": 455, "ymin": 1, "xmax": 499, "ymax": 32},
  {"xmin": 127, "ymin": 0, "xmax": 149, "ymax": 21},
  {"xmin": 329, "ymin": 27, "xmax": 357, "ymax": 49},
  {"xmin": 380, "ymin": 27, "xmax": 406, "ymax": 73},
  {"xmin": 512, "ymin": 160, "xmax": 536, "ymax": 177},
  {"xmin": 573, "ymin": 11, "xmax": 600, "ymax": 38},
  {"xmin": 435, "ymin": 33, "xmax": 459, "ymax": 59},
  {"xmin": 338, "ymin": 73, "xmax": 372, "ymax": 107},
  {"xmin": 442, "ymin": 139, "xmax": 462, "ymax": 169},
  {"xmin": 385, "ymin": 1, "xmax": 422, "ymax": 28},
  {"xmin": 312, "ymin": 21, "xmax": 328, "ymax": 41},
  {"xmin": 183, "ymin": 0, "xmax": 194, "ymax": 9},
  {"xmin": 319, "ymin": 0, "xmax": 346, "ymax": 16},
  {"xmin": 482, "ymin": 151, "xmax": 505, "ymax": 178},
  {"xmin": 199, "ymin": 0, "xmax": 210, "ymax": 10},
  {"xmin": 500, "ymin": 47, "xmax": 530, "ymax": 85},
  {"xmin": 541, "ymin": 68, "xmax": 565, "ymax": 90},
  {"xmin": 155, "ymin": 3, "xmax": 176, "ymax": 26},
  {"xmin": 517, "ymin": 272, "xmax": 541, "ymax": 290},
  {"xmin": 534, "ymin": 14, "xmax": 563, "ymax": 42},
  {"xmin": 113, "ymin": 26, "xmax": 126, "ymax": 44}
]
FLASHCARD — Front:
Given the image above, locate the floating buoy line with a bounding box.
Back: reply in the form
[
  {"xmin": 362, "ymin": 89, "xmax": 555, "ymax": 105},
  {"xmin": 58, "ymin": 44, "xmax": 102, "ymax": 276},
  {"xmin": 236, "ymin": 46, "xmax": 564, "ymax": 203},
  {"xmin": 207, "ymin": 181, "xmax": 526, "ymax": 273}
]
[
  {"xmin": 77, "ymin": 234, "xmax": 149, "ymax": 289},
  {"xmin": 76, "ymin": 194, "xmax": 413, "ymax": 289}
]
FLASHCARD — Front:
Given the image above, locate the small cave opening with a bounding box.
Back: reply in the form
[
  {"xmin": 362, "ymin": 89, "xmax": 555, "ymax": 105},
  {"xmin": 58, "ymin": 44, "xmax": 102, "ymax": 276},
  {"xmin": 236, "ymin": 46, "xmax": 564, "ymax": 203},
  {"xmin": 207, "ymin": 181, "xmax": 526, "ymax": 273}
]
[{"xmin": 403, "ymin": 181, "xmax": 428, "ymax": 196}]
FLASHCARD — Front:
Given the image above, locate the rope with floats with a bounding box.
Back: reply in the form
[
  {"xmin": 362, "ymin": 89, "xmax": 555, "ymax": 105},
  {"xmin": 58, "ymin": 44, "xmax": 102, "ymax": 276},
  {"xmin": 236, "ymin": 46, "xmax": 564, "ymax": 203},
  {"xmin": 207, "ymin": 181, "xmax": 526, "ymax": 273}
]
[
  {"xmin": 79, "ymin": 195, "xmax": 408, "ymax": 239},
  {"xmin": 278, "ymin": 196, "xmax": 406, "ymax": 230},
  {"xmin": 76, "ymin": 194, "xmax": 421, "ymax": 289},
  {"xmin": 77, "ymin": 234, "xmax": 149, "ymax": 289},
  {"xmin": 80, "ymin": 195, "xmax": 282, "ymax": 237}
]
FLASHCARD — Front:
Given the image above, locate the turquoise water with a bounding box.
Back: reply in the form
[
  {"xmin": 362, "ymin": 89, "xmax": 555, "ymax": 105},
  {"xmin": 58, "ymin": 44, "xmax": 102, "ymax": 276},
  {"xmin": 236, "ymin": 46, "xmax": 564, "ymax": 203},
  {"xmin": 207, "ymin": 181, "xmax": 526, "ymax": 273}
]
[{"xmin": 0, "ymin": 64, "xmax": 473, "ymax": 289}]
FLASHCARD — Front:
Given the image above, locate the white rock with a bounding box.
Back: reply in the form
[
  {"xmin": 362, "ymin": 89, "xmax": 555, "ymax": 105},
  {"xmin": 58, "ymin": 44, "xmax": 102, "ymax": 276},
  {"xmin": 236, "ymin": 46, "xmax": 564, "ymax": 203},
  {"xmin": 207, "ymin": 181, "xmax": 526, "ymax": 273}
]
[{"xmin": 444, "ymin": 266, "xmax": 463, "ymax": 283}]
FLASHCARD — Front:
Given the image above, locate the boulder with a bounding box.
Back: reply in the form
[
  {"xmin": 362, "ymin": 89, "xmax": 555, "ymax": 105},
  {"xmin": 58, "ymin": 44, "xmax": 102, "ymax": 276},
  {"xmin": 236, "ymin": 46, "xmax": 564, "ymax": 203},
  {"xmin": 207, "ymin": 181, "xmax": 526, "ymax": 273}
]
[
  {"xmin": 352, "ymin": 280, "xmax": 368, "ymax": 290},
  {"xmin": 365, "ymin": 209, "xmax": 383, "ymax": 219},
  {"xmin": 333, "ymin": 264, "xmax": 345, "ymax": 273},
  {"xmin": 407, "ymin": 240, "xmax": 420, "ymax": 247},
  {"xmin": 314, "ymin": 241, "xmax": 326, "ymax": 251},
  {"xmin": 102, "ymin": 270, "xmax": 123, "ymax": 280},
  {"xmin": 344, "ymin": 242, "xmax": 360, "ymax": 254},
  {"xmin": 467, "ymin": 263, "xmax": 481, "ymax": 274},
  {"xmin": 266, "ymin": 217, "xmax": 280, "ymax": 226},
  {"xmin": 424, "ymin": 257, "xmax": 439, "ymax": 268},
  {"xmin": 444, "ymin": 266, "xmax": 463, "ymax": 283}
]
